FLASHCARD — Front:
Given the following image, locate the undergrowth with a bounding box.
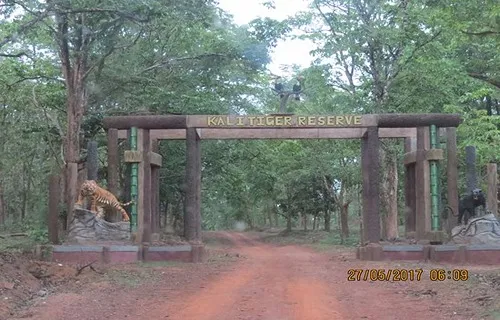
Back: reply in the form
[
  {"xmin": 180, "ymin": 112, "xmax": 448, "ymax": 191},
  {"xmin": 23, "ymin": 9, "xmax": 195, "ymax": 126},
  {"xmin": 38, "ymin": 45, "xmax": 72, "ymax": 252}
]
[
  {"xmin": 0, "ymin": 216, "xmax": 49, "ymax": 253},
  {"xmin": 261, "ymin": 229, "xmax": 360, "ymax": 250}
]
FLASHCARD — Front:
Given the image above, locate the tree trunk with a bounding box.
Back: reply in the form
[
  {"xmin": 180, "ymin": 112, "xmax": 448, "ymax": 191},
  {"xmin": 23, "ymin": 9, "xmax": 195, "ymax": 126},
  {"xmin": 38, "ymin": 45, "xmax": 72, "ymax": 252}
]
[
  {"xmin": 358, "ymin": 193, "xmax": 363, "ymax": 243},
  {"xmin": 324, "ymin": 210, "xmax": 331, "ymax": 232},
  {"xmin": 286, "ymin": 213, "xmax": 292, "ymax": 232},
  {"xmin": 340, "ymin": 202, "xmax": 350, "ymax": 238},
  {"xmin": 64, "ymin": 84, "xmax": 87, "ymax": 229},
  {"xmin": 380, "ymin": 210, "xmax": 387, "ymax": 240},
  {"xmin": 0, "ymin": 183, "xmax": 4, "ymax": 225},
  {"xmin": 312, "ymin": 215, "xmax": 317, "ymax": 230},
  {"xmin": 165, "ymin": 201, "xmax": 175, "ymax": 234},
  {"xmin": 267, "ymin": 203, "xmax": 273, "ymax": 227},
  {"xmin": 161, "ymin": 201, "xmax": 168, "ymax": 229},
  {"xmin": 380, "ymin": 149, "xmax": 399, "ymax": 240},
  {"xmin": 56, "ymin": 9, "xmax": 89, "ymax": 230},
  {"xmin": 303, "ymin": 214, "xmax": 307, "ymax": 231},
  {"xmin": 21, "ymin": 162, "xmax": 27, "ymax": 220},
  {"xmin": 338, "ymin": 183, "xmax": 351, "ymax": 238}
]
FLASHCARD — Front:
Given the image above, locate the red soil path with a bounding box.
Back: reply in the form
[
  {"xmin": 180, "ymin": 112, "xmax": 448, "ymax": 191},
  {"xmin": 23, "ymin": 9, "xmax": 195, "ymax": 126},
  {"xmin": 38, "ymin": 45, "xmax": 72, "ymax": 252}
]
[{"xmin": 10, "ymin": 232, "xmax": 486, "ymax": 320}]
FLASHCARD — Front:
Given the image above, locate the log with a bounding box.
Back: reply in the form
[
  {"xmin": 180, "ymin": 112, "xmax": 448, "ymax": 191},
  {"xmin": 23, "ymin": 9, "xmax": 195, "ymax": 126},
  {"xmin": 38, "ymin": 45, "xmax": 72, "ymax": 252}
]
[
  {"xmin": 67, "ymin": 208, "xmax": 130, "ymax": 243},
  {"xmin": 377, "ymin": 113, "xmax": 462, "ymax": 128},
  {"xmin": 0, "ymin": 233, "xmax": 28, "ymax": 239},
  {"xmin": 103, "ymin": 115, "xmax": 187, "ymax": 129}
]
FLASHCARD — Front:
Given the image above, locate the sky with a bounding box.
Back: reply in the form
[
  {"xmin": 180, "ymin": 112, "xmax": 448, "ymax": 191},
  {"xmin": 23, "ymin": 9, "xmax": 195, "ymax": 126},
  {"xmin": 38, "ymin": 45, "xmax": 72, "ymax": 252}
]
[{"xmin": 217, "ymin": 0, "xmax": 316, "ymax": 77}]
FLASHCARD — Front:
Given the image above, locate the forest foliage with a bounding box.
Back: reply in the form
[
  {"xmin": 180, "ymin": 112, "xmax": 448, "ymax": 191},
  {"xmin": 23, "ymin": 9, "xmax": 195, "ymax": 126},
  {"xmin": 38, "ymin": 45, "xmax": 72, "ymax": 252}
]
[{"xmin": 0, "ymin": 0, "xmax": 498, "ymax": 243}]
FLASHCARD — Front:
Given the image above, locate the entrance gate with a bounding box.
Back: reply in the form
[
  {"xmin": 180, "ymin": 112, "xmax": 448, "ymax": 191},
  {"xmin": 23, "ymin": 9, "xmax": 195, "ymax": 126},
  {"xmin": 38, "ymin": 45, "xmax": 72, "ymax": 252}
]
[{"xmin": 102, "ymin": 113, "xmax": 462, "ymax": 244}]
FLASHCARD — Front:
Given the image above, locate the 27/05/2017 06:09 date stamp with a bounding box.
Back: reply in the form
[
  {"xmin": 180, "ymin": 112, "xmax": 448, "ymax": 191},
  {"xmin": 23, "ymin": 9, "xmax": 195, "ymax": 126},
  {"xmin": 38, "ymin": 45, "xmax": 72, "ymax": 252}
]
[{"xmin": 347, "ymin": 269, "xmax": 469, "ymax": 282}]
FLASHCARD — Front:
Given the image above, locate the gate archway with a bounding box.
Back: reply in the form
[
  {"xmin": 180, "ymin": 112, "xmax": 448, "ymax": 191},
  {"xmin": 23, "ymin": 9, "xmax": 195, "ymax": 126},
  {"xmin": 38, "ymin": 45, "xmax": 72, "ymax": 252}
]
[{"xmin": 102, "ymin": 113, "xmax": 462, "ymax": 244}]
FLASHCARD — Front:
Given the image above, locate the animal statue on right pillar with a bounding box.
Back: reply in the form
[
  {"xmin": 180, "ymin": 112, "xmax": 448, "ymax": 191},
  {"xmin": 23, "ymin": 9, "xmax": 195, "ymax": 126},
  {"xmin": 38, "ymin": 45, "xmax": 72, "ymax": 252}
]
[{"xmin": 456, "ymin": 188, "xmax": 486, "ymax": 225}]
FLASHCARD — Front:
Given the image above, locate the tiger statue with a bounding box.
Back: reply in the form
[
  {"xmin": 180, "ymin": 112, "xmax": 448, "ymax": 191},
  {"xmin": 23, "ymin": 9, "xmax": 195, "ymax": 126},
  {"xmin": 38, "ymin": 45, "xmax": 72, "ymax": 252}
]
[{"xmin": 75, "ymin": 180, "xmax": 132, "ymax": 222}]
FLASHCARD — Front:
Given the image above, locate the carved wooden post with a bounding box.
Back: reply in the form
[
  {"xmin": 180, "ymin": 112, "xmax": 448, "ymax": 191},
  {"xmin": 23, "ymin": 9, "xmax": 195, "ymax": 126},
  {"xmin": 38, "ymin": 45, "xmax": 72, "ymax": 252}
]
[
  {"xmin": 415, "ymin": 127, "xmax": 431, "ymax": 239},
  {"xmin": 404, "ymin": 137, "xmax": 416, "ymax": 236},
  {"xmin": 184, "ymin": 128, "xmax": 201, "ymax": 242},
  {"xmin": 487, "ymin": 163, "xmax": 498, "ymax": 216},
  {"xmin": 138, "ymin": 129, "xmax": 151, "ymax": 243},
  {"xmin": 361, "ymin": 127, "xmax": 380, "ymax": 244},
  {"xmin": 106, "ymin": 129, "xmax": 121, "ymax": 221},
  {"xmin": 107, "ymin": 129, "xmax": 119, "ymax": 194},
  {"xmin": 123, "ymin": 130, "xmax": 131, "ymax": 207},
  {"xmin": 123, "ymin": 129, "xmax": 160, "ymax": 243},
  {"xmin": 195, "ymin": 129, "xmax": 202, "ymax": 241},
  {"xmin": 446, "ymin": 128, "xmax": 459, "ymax": 230},
  {"xmin": 151, "ymin": 139, "xmax": 161, "ymax": 236}
]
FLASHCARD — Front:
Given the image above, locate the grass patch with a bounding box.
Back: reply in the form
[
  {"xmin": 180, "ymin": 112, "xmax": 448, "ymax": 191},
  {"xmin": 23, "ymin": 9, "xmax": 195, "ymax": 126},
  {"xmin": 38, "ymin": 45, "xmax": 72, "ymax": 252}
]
[
  {"xmin": 487, "ymin": 309, "xmax": 500, "ymax": 320},
  {"xmin": 135, "ymin": 260, "xmax": 184, "ymax": 268},
  {"xmin": 104, "ymin": 268, "xmax": 162, "ymax": 288},
  {"xmin": 0, "ymin": 235, "xmax": 39, "ymax": 254},
  {"xmin": 202, "ymin": 235, "xmax": 234, "ymax": 248},
  {"xmin": 103, "ymin": 259, "xmax": 187, "ymax": 287},
  {"xmin": 463, "ymin": 271, "xmax": 500, "ymax": 319},
  {"xmin": 261, "ymin": 229, "xmax": 360, "ymax": 250}
]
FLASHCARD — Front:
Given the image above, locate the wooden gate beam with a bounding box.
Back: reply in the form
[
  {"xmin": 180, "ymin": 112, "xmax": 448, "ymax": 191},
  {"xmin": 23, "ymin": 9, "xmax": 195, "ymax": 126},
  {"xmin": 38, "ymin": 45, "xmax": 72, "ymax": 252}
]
[
  {"xmin": 446, "ymin": 128, "xmax": 459, "ymax": 231},
  {"xmin": 415, "ymin": 127, "xmax": 431, "ymax": 239},
  {"xmin": 404, "ymin": 137, "xmax": 416, "ymax": 236},
  {"xmin": 184, "ymin": 128, "xmax": 202, "ymax": 242},
  {"xmin": 361, "ymin": 127, "xmax": 380, "ymax": 243}
]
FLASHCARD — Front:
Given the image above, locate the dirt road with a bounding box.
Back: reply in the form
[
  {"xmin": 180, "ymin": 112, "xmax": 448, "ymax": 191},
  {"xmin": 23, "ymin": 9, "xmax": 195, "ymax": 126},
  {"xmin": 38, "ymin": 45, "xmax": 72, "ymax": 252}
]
[{"xmin": 11, "ymin": 232, "xmax": 485, "ymax": 320}]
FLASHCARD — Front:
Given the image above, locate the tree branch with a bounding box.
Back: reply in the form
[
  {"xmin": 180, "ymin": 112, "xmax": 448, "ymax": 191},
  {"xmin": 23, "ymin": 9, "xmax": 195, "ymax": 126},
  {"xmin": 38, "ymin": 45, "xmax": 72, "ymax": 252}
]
[
  {"xmin": 56, "ymin": 13, "xmax": 72, "ymax": 88},
  {"xmin": 462, "ymin": 30, "xmax": 500, "ymax": 36},
  {"xmin": 467, "ymin": 72, "xmax": 500, "ymax": 89},
  {"xmin": 83, "ymin": 31, "xmax": 143, "ymax": 80},
  {"xmin": 389, "ymin": 29, "xmax": 443, "ymax": 84},
  {"xmin": 0, "ymin": 9, "xmax": 51, "ymax": 50},
  {"xmin": 8, "ymin": 76, "xmax": 65, "ymax": 87},
  {"xmin": 140, "ymin": 53, "xmax": 232, "ymax": 73},
  {"xmin": 32, "ymin": 85, "xmax": 65, "ymax": 167},
  {"xmin": 0, "ymin": 52, "xmax": 27, "ymax": 58},
  {"xmin": 58, "ymin": 8, "xmax": 150, "ymax": 23}
]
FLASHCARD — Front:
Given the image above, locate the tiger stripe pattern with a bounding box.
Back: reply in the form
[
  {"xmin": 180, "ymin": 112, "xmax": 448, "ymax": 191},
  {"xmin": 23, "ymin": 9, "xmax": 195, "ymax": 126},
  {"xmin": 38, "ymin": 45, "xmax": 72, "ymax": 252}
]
[{"xmin": 75, "ymin": 180, "xmax": 132, "ymax": 222}]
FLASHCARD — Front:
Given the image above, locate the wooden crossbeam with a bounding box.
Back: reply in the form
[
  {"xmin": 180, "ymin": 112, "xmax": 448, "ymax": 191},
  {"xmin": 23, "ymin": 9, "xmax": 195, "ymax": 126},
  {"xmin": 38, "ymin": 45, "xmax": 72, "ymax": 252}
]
[
  {"xmin": 117, "ymin": 127, "xmax": 416, "ymax": 140},
  {"xmin": 124, "ymin": 151, "xmax": 162, "ymax": 167},
  {"xmin": 403, "ymin": 149, "xmax": 444, "ymax": 166},
  {"xmin": 103, "ymin": 113, "xmax": 462, "ymax": 129}
]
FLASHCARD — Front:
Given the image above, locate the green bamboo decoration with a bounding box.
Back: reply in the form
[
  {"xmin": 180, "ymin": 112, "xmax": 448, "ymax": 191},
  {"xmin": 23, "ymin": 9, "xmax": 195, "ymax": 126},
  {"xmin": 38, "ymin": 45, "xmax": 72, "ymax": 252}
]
[
  {"xmin": 130, "ymin": 127, "xmax": 138, "ymax": 232},
  {"xmin": 429, "ymin": 125, "xmax": 440, "ymax": 231}
]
